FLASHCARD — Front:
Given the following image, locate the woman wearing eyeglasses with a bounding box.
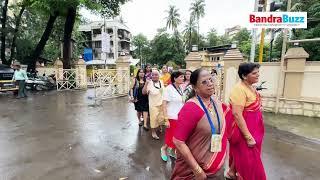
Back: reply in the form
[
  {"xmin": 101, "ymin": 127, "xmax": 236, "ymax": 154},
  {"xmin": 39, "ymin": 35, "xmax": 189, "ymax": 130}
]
[
  {"xmin": 171, "ymin": 69, "xmax": 228, "ymax": 180},
  {"xmin": 143, "ymin": 70, "xmax": 165, "ymax": 140}
]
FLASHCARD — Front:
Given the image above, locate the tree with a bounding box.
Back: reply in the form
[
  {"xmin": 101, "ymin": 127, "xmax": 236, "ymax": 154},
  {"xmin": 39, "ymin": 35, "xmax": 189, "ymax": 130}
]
[
  {"xmin": 9, "ymin": 0, "xmax": 36, "ymax": 64},
  {"xmin": 290, "ymin": 0, "xmax": 320, "ymax": 60},
  {"xmin": 190, "ymin": 0, "xmax": 205, "ymax": 47},
  {"xmin": 183, "ymin": 17, "xmax": 197, "ymax": 52},
  {"xmin": 217, "ymin": 34, "xmax": 231, "ymax": 46},
  {"xmin": 61, "ymin": 0, "xmax": 128, "ymax": 69},
  {"xmin": 132, "ymin": 33, "xmax": 149, "ymax": 64},
  {"xmin": 232, "ymin": 28, "xmax": 251, "ymax": 57},
  {"xmin": 1, "ymin": 0, "xmax": 9, "ymax": 65},
  {"xmin": 165, "ymin": 5, "xmax": 181, "ymax": 31},
  {"xmin": 232, "ymin": 28, "xmax": 251, "ymax": 45},
  {"xmin": 149, "ymin": 30, "xmax": 185, "ymax": 66},
  {"xmin": 207, "ymin": 28, "xmax": 219, "ymax": 47}
]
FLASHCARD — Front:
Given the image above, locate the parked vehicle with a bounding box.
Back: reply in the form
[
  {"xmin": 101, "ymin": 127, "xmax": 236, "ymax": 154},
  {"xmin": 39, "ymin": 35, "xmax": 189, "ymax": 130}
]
[
  {"xmin": 26, "ymin": 73, "xmax": 56, "ymax": 91},
  {"xmin": 256, "ymin": 81, "xmax": 267, "ymax": 91},
  {"xmin": 0, "ymin": 64, "xmax": 18, "ymax": 92}
]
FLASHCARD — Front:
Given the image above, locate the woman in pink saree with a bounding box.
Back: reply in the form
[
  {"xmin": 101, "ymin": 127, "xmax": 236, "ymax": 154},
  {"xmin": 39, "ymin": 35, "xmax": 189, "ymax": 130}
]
[{"xmin": 226, "ymin": 62, "xmax": 266, "ymax": 180}]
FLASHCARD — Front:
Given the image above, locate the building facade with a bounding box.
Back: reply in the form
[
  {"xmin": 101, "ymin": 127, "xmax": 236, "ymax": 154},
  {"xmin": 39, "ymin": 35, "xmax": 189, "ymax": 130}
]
[
  {"xmin": 199, "ymin": 45, "xmax": 233, "ymax": 69},
  {"xmin": 79, "ymin": 19, "xmax": 132, "ymax": 65},
  {"xmin": 225, "ymin": 25, "xmax": 241, "ymax": 38}
]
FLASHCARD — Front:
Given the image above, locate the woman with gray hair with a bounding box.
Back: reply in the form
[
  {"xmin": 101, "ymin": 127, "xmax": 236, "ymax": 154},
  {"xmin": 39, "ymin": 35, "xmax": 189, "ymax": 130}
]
[{"xmin": 143, "ymin": 70, "xmax": 165, "ymax": 140}]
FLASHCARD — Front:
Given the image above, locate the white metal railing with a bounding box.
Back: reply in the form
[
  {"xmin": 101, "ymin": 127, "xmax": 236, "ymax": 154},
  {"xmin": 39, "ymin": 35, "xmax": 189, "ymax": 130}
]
[
  {"xmin": 56, "ymin": 69, "xmax": 85, "ymax": 91},
  {"xmin": 92, "ymin": 69, "xmax": 130, "ymax": 100}
]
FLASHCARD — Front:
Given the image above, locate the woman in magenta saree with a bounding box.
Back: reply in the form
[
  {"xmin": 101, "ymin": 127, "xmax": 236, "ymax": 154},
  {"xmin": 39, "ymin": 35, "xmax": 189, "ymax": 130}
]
[{"xmin": 226, "ymin": 62, "xmax": 266, "ymax": 180}]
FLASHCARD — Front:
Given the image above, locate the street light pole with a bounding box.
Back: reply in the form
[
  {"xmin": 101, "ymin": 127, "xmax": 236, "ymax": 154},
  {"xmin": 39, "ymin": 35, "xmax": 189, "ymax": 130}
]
[
  {"xmin": 275, "ymin": 0, "xmax": 292, "ymax": 113},
  {"xmin": 104, "ymin": 16, "xmax": 107, "ymax": 69},
  {"xmin": 250, "ymin": 0, "xmax": 259, "ymax": 62},
  {"xmin": 258, "ymin": 0, "xmax": 268, "ymax": 63}
]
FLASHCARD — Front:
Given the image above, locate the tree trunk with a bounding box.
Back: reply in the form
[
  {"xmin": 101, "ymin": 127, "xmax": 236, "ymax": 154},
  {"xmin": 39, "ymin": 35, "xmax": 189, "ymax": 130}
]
[
  {"xmin": 189, "ymin": 30, "xmax": 192, "ymax": 52},
  {"xmin": 9, "ymin": 6, "xmax": 26, "ymax": 64},
  {"xmin": 63, "ymin": 6, "xmax": 77, "ymax": 69},
  {"xmin": 1, "ymin": 0, "xmax": 9, "ymax": 65},
  {"xmin": 28, "ymin": 11, "xmax": 59, "ymax": 72}
]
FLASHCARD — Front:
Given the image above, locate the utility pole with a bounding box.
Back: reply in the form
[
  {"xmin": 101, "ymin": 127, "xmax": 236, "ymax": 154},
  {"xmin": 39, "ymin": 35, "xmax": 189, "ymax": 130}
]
[
  {"xmin": 250, "ymin": 0, "xmax": 259, "ymax": 62},
  {"xmin": 275, "ymin": 0, "xmax": 292, "ymax": 113},
  {"xmin": 258, "ymin": 0, "xmax": 268, "ymax": 63},
  {"xmin": 104, "ymin": 16, "xmax": 107, "ymax": 69}
]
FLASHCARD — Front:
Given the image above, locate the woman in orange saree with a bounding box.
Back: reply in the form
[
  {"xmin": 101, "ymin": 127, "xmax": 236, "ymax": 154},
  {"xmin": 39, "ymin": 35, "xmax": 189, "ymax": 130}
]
[
  {"xmin": 226, "ymin": 62, "xmax": 266, "ymax": 180},
  {"xmin": 160, "ymin": 65, "xmax": 171, "ymax": 87}
]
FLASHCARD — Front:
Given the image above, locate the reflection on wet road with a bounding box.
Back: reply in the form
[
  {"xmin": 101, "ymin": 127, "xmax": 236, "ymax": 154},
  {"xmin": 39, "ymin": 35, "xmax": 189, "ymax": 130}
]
[{"xmin": 0, "ymin": 91, "xmax": 319, "ymax": 180}]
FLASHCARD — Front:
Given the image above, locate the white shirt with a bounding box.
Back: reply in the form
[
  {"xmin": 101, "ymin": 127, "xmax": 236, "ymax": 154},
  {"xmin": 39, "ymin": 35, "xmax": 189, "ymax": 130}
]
[{"xmin": 163, "ymin": 84, "xmax": 184, "ymax": 120}]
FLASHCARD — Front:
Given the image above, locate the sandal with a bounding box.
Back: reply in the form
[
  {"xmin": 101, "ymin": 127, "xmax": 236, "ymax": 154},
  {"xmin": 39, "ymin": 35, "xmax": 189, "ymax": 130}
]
[
  {"xmin": 160, "ymin": 148, "xmax": 168, "ymax": 162},
  {"xmin": 225, "ymin": 171, "xmax": 236, "ymax": 180},
  {"xmin": 143, "ymin": 126, "xmax": 149, "ymax": 131},
  {"xmin": 152, "ymin": 133, "xmax": 160, "ymax": 140},
  {"xmin": 139, "ymin": 121, "xmax": 143, "ymax": 126}
]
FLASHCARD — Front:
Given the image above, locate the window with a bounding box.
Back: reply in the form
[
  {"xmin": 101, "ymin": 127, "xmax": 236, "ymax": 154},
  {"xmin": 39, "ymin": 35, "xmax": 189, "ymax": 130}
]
[
  {"xmin": 217, "ymin": 57, "xmax": 220, "ymax": 61},
  {"xmin": 92, "ymin": 29, "xmax": 101, "ymax": 35},
  {"xmin": 94, "ymin": 41, "xmax": 101, "ymax": 48}
]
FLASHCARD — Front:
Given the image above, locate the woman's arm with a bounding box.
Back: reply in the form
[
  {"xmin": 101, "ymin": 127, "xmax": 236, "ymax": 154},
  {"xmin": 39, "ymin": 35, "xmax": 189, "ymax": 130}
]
[
  {"xmin": 162, "ymin": 100, "xmax": 169, "ymax": 126},
  {"xmin": 173, "ymin": 138, "xmax": 207, "ymax": 179},
  {"xmin": 142, "ymin": 80, "xmax": 149, "ymax": 95},
  {"xmin": 129, "ymin": 78, "xmax": 135, "ymax": 99},
  {"xmin": 232, "ymin": 105, "xmax": 256, "ymax": 147}
]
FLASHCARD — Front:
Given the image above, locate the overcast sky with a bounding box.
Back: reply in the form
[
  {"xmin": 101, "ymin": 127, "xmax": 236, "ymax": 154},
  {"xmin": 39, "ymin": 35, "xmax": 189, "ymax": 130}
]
[{"xmin": 80, "ymin": 0, "xmax": 255, "ymax": 39}]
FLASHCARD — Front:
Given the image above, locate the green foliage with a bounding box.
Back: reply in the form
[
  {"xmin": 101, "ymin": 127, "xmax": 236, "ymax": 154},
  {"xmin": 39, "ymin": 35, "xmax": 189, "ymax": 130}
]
[
  {"xmin": 166, "ymin": 5, "xmax": 181, "ymax": 31},
  {"xmin": 190, "ymin": 0, "xmax": 205, "ymax": 21},
  {"xmin": 207, "ymin": 28, "xmax": 219, "ymax": 47},
  {"xmin": 290, "ymin": 0, "xmax": 320, "ymax": 61},
  {"xmin": 132, "ymin": 33, "xmax": 150, "ymax": 63},
  {"xmin": 146, "ymin": 31, "xmax": 185, "ymax": 66},
  {"xmin": 183, "ymin": 17, "xmax": 197, "ymax": 51}
]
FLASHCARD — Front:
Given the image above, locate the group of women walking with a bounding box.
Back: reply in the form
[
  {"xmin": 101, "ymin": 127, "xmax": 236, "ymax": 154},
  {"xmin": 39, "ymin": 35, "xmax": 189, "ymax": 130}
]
[{"xmin": 129, "ymin": 62, "xmax": 266, "ymax": 180}]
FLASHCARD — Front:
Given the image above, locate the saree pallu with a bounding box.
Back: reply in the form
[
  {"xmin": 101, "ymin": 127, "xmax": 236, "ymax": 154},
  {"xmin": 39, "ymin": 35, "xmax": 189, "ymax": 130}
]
[
  {"xmin": 227, "ymin": 94, "xmax": 266, "ymax": 180},
  {"xmin": 161, "ymin": 73, "xmax": 171, "ymax": 87}
]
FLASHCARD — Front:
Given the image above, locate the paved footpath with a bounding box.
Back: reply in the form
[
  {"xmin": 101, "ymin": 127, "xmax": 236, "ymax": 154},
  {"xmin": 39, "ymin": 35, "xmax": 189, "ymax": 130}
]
[{"xmin": 0, "ymin": 90, "xmax": 319, "ymax": 180}]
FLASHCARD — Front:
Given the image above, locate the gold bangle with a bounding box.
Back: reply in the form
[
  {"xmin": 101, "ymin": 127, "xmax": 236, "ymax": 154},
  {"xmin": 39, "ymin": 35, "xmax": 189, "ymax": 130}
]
[
  {"xmin": 244, "ymin": 134, "xmax": 253, "ymax": 141},
  {"xmin": 193, "ymin": 165, "xmax": 202, "ymax": 175}
]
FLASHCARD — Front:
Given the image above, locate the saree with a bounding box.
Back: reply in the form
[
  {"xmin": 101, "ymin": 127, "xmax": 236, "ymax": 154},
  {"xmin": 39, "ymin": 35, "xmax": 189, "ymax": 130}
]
[
  {"xmin": 171, "ymin": 100, "xmax": 228, "ymax": 180},
  {"xmin": 160, "ymin": 73, "xmax": 171, "ymax": 87},
  {"xmin": 227, "ymin": 91, "xmax": 266, "ymax": 180}
]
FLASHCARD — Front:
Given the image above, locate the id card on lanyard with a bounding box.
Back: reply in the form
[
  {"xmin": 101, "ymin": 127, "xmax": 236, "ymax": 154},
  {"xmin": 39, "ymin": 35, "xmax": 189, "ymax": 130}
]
[
  {"xmin": 172, "ymin": 84, "xmax": 184, "ymax": 103},
  {"xmin": 197, "ymin": 95, "xmax": 222, "ymax": 152}
]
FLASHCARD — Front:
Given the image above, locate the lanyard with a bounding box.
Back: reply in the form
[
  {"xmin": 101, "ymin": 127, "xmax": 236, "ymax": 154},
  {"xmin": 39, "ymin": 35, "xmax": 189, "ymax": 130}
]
[
  {"xmin": 153, "ymin": 81, "xmax": 162, "ymax": 89},
  {"xmin": 197, "ymin": 95, "xmax": 221, "ymax": 134},
  {"xmin": 172, "ymin": 84, "xmax": 183, "ymax": 96}
]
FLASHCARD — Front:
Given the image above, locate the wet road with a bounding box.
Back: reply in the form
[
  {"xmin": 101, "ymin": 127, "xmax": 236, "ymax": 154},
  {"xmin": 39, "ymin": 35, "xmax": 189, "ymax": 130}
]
[{"xmin": 0, "ymin": 91, "xmax": 319, "ymax": 180}]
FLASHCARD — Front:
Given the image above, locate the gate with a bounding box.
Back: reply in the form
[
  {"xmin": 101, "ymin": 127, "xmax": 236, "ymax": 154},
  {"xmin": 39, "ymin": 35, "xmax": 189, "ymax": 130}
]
[
  {"xmin": 56, "ymin": 69, "xmax": 87, "ymax": 90},
  {"xmin": 214, "ymin": 67, "xmax": 224, "ymax": 101},
  {"xmin": 92, "ymin": 69, "xmax": 130, "ymax": 100}
]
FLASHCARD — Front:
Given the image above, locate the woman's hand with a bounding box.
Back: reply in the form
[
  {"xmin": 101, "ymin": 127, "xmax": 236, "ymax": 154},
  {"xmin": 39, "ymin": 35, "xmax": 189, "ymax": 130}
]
[
  {"xmin": 129, "ymin": 96, "xmax": 134, "ymax": 103},
  {"xmin": 194, "ymin": 170, "xmax": 207, "ymax": 180},
  {"xmin": 245, "ymin": 135, "xmax": 256, "ymax": 147},
  {"xmin": 164, "ymin": 118, "xmax": 170, "ymax": 128}
]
